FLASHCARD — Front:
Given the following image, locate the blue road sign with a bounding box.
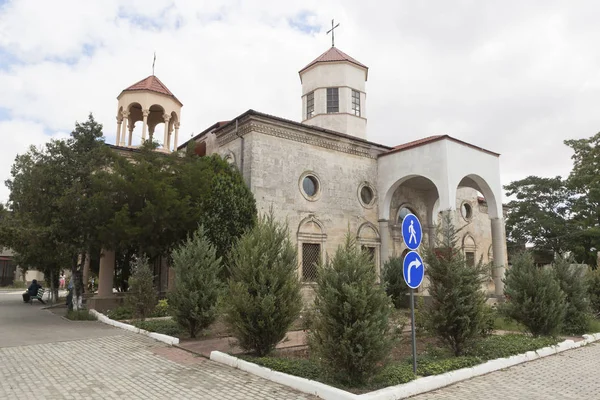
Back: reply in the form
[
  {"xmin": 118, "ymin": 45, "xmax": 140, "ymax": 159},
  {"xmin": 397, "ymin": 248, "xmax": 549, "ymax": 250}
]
[
  {"xmin": 402, "ymin": 213, "xmax": 422, "ymax": 250},
  {"xmin": 403, "ymin": 251, "xmax": 424, "ymax": 289}
]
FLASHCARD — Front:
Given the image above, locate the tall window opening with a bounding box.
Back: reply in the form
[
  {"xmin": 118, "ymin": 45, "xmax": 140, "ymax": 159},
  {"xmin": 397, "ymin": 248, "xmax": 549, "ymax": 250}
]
[
  {"xmin": 306, "ymin": 91, "xmax": 314, "ymax": 119},
  {"xmin": 352, "ymin": 90, "xmax": 361, "ymax": 116},
  {"xmin": 302, "ymin": 243, "xmax": 321, "ymax": 282},
  {"xmin": 327, "ymin": 88, "xmax": 339, "ymax": 113}
]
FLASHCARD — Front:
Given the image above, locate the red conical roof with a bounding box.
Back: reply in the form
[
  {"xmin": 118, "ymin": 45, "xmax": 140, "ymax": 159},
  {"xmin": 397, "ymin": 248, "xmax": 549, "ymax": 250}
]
[
  {"xmin": 299, "ymin": 47, "xmax": 368, "ymax": 75},
  {"xmin": 120, "ymin": 75, "xmax": 182, "ymax": 105}
]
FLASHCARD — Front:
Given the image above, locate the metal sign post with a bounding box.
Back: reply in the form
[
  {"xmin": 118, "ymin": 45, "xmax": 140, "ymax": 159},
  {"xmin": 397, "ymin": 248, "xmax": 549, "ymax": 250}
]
[{"xmin": 402, "ymin": 214, "xmax": 424, "ymax": 374}]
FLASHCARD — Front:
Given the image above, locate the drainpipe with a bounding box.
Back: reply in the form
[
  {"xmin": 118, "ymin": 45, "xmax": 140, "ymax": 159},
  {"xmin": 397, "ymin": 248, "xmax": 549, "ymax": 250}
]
[{"xmin": 234, "ymin": 119, "xmax": 245, "ymax": 180}]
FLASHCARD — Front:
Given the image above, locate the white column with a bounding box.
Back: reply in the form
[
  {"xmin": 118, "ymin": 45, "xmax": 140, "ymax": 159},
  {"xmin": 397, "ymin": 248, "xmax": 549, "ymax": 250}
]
[
  {"xmin": 141, "ymin": 109, "xmax": 149, "ymax": 142},
  {"xmin": 162, "ymin": 114, "xmax": 171, "ymax": 150},
  {"xmin": 379, "ymin": 219, "xmax": 390, "ymax": 265},
  {"xmin": 128, "ymin": 122, "xmax": 133, "ymax": 146},
  {"xmin": 174, "ymin": 122, "xmax": 180, "ymax": 150},
  {"xmin": 97, "ymin": 249, "xmax": 115, "ymax": 297},
  {"xmin": 491, "ymin": 218, "xmax": 506, "ymax": 297},
  {"xmin": 115, "ymin": 117, "xmax": 122, "ymax": 146},
  {"xmin": 119, "ymin": 111, "xmax": 129, "ymax": 147}
]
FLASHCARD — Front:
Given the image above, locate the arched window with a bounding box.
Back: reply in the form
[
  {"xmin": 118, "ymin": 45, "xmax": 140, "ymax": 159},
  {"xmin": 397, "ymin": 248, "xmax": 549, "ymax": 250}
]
[
  {"xmin": 297, "ymin": 216, "xmax": 326, "ymax": 282},
  {"xmin": 462, "ymin": 234, "xmax": 476, "ymax": 267}
]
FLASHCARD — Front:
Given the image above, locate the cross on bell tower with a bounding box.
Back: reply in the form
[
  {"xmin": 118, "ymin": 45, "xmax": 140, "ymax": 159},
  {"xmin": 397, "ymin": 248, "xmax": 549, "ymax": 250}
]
[{"xmin": 326, "ymin": 19, "xmax": 340, "ymax": 47}]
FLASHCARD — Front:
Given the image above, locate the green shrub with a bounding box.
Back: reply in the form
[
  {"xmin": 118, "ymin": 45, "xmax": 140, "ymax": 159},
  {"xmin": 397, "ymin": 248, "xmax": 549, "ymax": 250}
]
[
  {"xmin": 464, "ymin": 334, "xmax": 559, "ymax": 360},
  {"xmin": 152, "ymin": 299, "xmax": 170, "ymax": 318},
  {"xmin": 168, "ymin": 226, "xmax": 224, "ymax": 338},
  {"xmin": 501, "ymin": 252, "xmax": 566, "ymax": 337},
  {"xmin": 423, "ymin": 212, "xmax": 489, "ymax": 356},
  {"xmin": 125, "ymin": 256, "xmax": 157, "ymax": 321},
  {"xmin": 134, "ymin": 319, "xmax": 185, "ymax": 337},
  {"xmin": 382, "ymin": 257, "xmax": 408, "ymax": 309},
  {"xmin": 372, "ymin": 364, "xmax": 415, "ymax": 386},
  {"xmin": 106, "ymin": 306, "xmax": 133, "ymax": 320},
  {"xmin": 66, "ymin": 310, "xmax": 97, "ymax": 321},
  {"xmin": 242, "ymin": 356, "xmax": 322, "ymax": 381},
  {"xmin": 10, "ymin": 281, "xmax": 26, "ymax": 289},
  {"xmin": 224, "ymin": 211, "xmax": 302, "ymax": 357},
  {"xmin": 588, "ymin": 268, "xmax": 600, "ymax": 317},
  {"xmin": 310, "ymin": 234, "xmax": 393, "ymax": 386},
  {"xmin": 553, "ymin": 256, "xmax": 590, "ymax": 335},
  {"xmin": 417, "ymin": 356, "xmax": 482, "ymax": 376}
]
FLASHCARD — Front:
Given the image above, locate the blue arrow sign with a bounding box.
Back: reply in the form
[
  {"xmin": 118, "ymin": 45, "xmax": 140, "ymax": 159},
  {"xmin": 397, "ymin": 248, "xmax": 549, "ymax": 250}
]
[
  {"xmin": 403, "ymin": 251, "xmax": 424, "ymax": 289},
  {"xmin": 402, "ymin": 213, "xmax": 422, "ymax": 250}
]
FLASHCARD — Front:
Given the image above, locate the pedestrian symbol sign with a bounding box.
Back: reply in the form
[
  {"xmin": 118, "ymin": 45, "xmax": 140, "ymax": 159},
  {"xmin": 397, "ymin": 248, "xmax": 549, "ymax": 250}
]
[
  {"xmin": 403, "ymin": 251, "xmax": 424, "ymax": 289},
  {"xmin": 402, "ymin": 213, "xmax": 422, "ymax": 250}
]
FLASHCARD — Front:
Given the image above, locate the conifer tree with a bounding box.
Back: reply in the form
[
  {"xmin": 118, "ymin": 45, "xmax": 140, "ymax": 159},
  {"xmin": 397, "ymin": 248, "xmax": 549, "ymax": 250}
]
[
  {"xmin": 126, "ymin": 256, "xmax": 157, "ymax": 321},
  {"xmin": 169, "ymin": 226, "xmax": 223, "ymax": 338},
  {"xmin": 382, "ymin": 256, "xmax": 409, "ymax": 309},
  {"xmin": 424, "ymin": 212, "xmax": 489, "ymax": 356},
  {"xmin": 502, "ymin": 252, "xmax": 566, "ymax": 336},
  {"xmin": 552, "ymin": 255, "xmax": 590, "ymax": 335},
  {"xmin": 224, "ymin": 211, "xmax": 302, "ymax": 356},
  {"xmin": 310, "ymin": 234, "xmax": 392, "ymax": 385}
]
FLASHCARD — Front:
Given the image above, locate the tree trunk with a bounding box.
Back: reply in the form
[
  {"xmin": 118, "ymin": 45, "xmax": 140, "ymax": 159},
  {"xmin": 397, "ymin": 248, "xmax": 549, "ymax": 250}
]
[
  {"xmin": 72, "ymin": 254, "xmax": 84, "ymax": 311},
  {"xmin": 50, "ymin": 269, "xmax": 55, "ymax": 306}
]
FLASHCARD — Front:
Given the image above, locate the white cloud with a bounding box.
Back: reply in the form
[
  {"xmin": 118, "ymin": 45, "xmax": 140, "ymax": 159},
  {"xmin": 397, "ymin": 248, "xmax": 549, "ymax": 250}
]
[{"xmin": 1, "ymin": 0, "xmax": 600, "ymax": 204}]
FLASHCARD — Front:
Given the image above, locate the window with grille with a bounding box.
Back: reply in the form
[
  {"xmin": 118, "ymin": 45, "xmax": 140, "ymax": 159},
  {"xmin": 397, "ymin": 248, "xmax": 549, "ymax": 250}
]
[
  {"xmin": 327, "ymin": 88, "xmax": 339, "ymax": 113},
  {"xmin": 466, "ymin": 252, "xmax": 475, "ymax": 267},
  {"xmin": 362, "ymin": 246, "xmax": 376, "ymax": 264},
  {"xmin": 302, "ymin": 243, "xmax": 321, "ymax": 282},
  {"xmin": 352, "ymin": 90, "xmax": 361, "ymax": 116},
  {"xmin": 306, "ymin": 91, "xmax": 315, "ymax": 119}
]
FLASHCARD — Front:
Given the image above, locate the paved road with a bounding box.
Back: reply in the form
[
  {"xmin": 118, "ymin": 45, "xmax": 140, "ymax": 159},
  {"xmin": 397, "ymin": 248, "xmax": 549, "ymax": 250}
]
[
  {"xmin": 0, "ymin": 292, "xmax": 315, "ymax": 399},
  {"xmin": 411, "ymin": 342, "xmax": 600, "ymax": 400}
]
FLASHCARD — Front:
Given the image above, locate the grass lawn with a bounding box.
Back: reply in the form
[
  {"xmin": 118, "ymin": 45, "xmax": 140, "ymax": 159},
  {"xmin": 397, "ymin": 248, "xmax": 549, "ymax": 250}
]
[
  {"xmin": 588, "ymin": 318, "xmax": 600, "ymax": 333},
  {"xmin": 241, "ymin": 333, "xmax": 560, "ymax": 394},
  {"xmin": 493, "ymin": 316, "xmax": 524, "ymax": 332}
]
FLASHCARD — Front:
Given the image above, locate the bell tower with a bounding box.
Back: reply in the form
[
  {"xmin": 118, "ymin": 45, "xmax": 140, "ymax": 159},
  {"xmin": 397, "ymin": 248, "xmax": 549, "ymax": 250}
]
[
  {"xmin": 298, "ymin": 47, "xmax": 368, "ymax": 139},
  {"xmin": 115, "ymin": 75, "xmax": 183, "ymax": 152}
]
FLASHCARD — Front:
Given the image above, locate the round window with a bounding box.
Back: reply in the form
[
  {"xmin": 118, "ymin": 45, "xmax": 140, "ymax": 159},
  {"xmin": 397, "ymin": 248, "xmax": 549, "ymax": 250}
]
[
  {"xmin": 302, "ymin": 175, "xmax": 319, "ymax": 198},
  {"xmin": 397, "ymin": 207, "xmax": 413, "ymax": 223},
  {"xmin": 360, "ymin": 186, "xmax": 373, "ymax": 205},
  {"xmin": 461, "ymin": 202, "xmax": 473, "ymax": 220}
]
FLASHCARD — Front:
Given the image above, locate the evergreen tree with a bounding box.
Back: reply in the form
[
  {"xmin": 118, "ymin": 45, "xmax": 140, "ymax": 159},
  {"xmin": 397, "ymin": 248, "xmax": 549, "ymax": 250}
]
[
  {"xmin": 382, "ymin": 256, "xmax": 409, "ymax": 309},
  {"xmin": 224, "ymin": 211, "xmax": 301, "ymax": 356},
  {"xmin": 423, "ymin": 212, "xmax": 489, "ymax": 356},
  {"xmin": 310, "ymin": 234, "xmax": 392, "ymax": 386},
  {"xmin": 588, "ymin": 268, "xmax": 600, "ymax": 317},
  {"xmin": 168, "ymin": 226, "xmax": 223, "ymax": 338},
  {"xmin": 552, "ymin": 255, "xmax": 590, "ymax": 334},
  {"xmin": 126, "ymin": 256, "xmax": 157, "ymax": 321},
  {"xmin": 501, "ymin": 252, "xmax": 566, "ymax": 336}
]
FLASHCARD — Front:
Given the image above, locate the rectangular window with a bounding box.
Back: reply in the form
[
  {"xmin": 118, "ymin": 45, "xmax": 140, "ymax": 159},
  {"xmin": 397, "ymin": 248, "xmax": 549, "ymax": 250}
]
[
  {"xmin": 352, "ymin": 90, "xmax": 361, "ymax": 116},
  {"xmin": 466, "ymin": 252, "xmax": 475, "ymax": 267},
  {"xmin": 302, "ymin": 243, "xmax": 321, "ymax": 282},
  {"xmin": 306, "ymin": 91, "xmax": 315, "ymax": 119},
  {"xmin": 362, "ymin": 246, "xmax": 376, "ymax": 264},
  {"xmin": 327, "ymin": 88, "xmax": 339, "ymax": 113}
]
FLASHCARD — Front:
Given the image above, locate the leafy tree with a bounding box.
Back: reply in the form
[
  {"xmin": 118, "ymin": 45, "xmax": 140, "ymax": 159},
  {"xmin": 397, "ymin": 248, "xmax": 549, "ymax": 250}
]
[
  {"xmin": 126, "ymin": 256, "xmax": 157, "ymax": 321},
  {"xmin": 423, "ymin": 212, "xmax": 489, "ymax": 356},
  {"xmin": 168, "ymin": 225, "xmax": 223, "ymax": 338},
  {"xmin": 588, "ymin": 268, "xmax": 600, "ymax": 317},
  {"xmin": 564, "ymin": 133, "xmax": 600, "ymax": 266},
  {"xmin": 501, "ymin": 252, "xmax": 566, "ymax": 336},
  {"xmin": 552, "ymin": 255, "xmax": 590, "ymax": 334},
  {"xmin": 224, "ymin": 211, "xmax": 301, "ymax": 356},
  {"xmin": 382, "ymin": 256, "xmax": 408, "ymax": 309},
  {"xmin": 504, "ymin": 176, "xmax": 571, "ymax": 257},
  {"xmin": 310, "ymin": 234, "xmax": 392, "ymax": 385}
]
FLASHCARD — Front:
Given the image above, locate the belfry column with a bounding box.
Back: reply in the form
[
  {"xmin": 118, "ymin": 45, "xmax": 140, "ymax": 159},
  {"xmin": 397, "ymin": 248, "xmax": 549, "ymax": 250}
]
[
  {"xmin": 119, "ymin": 111, "xmax": 129, "ymax": 147},
  {"xmin": 116, "ymin": 117, "xmax": 122, "ymax": 146},
  {"xmin": 491, "ymin": 218, "xmax": 506, "ymax": 297},
  {"xmin": 174, "ymin": 122, "xmax": 180, "ymax": 150},
  {"xmin": 162, "ymin": 114, "xmax": 171, "ymax": 150},
  {"xmin": 141, "ymin": 109, "xmax": 149, "ymax": 142},
  {"xmin": 97, "ymin": 249, "xmax": 115, "ymax": 297},
  {"xmin": 128, "ymin": 120, "xmax": 134, "ymax": 146},
  {"xmin": 379, "ymin": 220, "xmax": 391, "ymax": 264}
]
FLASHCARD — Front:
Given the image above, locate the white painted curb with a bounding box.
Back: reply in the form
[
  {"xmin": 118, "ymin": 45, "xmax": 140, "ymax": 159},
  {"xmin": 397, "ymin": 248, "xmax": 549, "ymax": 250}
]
[
  {"xmin": 89, "ymin": 309, "xmax": 180, "ymax": 346},
  {"xmin": 210, "ymin": 333, "xmax": 600, "ymax": 400}
]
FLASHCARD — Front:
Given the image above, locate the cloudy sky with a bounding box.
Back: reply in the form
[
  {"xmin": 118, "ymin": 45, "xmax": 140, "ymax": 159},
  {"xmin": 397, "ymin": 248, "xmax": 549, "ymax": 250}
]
[{"xmin": 1, "ymin": 0, "xmax": 599, "ymax": 203}]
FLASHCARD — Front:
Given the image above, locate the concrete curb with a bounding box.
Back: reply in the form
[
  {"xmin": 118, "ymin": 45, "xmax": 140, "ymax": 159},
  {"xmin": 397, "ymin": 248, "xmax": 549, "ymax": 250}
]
[
  {"xmin": 89, "ymin": 309, "xmax": 180, "ymax": 346},
  {"xmin": 210, "ymin": 332, "xmax": 600, "ymax": 400}
]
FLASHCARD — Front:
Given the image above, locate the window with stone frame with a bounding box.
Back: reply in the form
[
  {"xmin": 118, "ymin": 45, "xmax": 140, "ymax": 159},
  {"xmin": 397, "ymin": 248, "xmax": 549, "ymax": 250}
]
[
  {"xmin": 327, "ymin": 88, "xmax": 339, "ymax": 113},
  {"xmin": 306, "ymin": 91, "xmax": 315, "ymax": 119},
  {"xmin": 362, "ymin": 245, "xmax": 376, "ymax": 265},
  {"xmin": 351, "ymin": 89, "xmax": 361, "ymax": 116},
  {"xmin": 302, "ymin": 243, "xmax": 321, "ymax": 282}
]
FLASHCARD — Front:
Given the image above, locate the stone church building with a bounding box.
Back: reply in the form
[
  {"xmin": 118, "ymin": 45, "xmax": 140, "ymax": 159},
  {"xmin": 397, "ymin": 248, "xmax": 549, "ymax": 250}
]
[{"xmin": 96, "ymin": 45, "xmax": 508, "ymax": 306}]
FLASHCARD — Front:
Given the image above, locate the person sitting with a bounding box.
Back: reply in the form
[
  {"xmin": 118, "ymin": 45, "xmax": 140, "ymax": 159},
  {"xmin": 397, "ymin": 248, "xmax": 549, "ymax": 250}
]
[{"xmin": 22, "ymin": 279, "xmax": 45, "ymax": 304}]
